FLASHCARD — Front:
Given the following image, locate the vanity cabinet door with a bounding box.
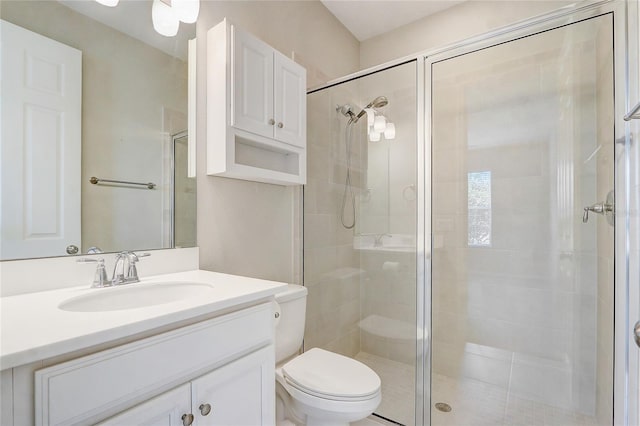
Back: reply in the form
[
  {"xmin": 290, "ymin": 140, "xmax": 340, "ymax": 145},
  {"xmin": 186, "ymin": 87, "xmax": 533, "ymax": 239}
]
[
  {"xmin": 273, "ymin": 52, "xmax": 306, "ymax": 148},
  {"xmin": 232, "ymin": 25, "xmax": 274, "ymax": 139},
  {"xmin": 98, "ymin": 384, "xmax": 191, "ymax": 426},
  {"xmin": 191, "ymin": 346, "xmax": 275, "ymax": 426}
]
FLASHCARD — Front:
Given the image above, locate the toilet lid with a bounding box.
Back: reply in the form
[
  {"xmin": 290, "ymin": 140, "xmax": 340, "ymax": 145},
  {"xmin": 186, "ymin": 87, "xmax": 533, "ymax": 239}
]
[{"xmin": 282, "ymin": 348, "xmax": 381, "ymax": 400}]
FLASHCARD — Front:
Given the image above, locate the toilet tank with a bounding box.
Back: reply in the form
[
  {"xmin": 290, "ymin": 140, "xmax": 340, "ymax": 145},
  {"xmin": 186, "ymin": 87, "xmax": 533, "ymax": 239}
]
[{"xmin": 274, "ymin": 284, "xmax": 308, "ymax": 364}]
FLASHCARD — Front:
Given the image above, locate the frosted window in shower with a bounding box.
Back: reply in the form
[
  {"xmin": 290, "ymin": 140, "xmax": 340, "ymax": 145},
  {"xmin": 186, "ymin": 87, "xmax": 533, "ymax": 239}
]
[{"xmin": 467, "ymin": 170, "xmax": 491, "ymax": 246}]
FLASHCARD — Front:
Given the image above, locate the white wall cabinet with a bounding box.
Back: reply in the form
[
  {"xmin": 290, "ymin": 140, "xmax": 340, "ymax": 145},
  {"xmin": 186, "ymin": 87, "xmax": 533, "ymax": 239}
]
[
  {"xmin": 232, "ymin": 27, "xmax": 274, "ymax": 140},
  {"xmin": 30, "ymin": 303, "xmax": 275, "ymax": 425},
  {"xmin": 208, "ymin": 19, "xmax": 306, "ymax": 185},
  {"xmin": 273, "ymin": 54, "xmax": 306, "ymax": 148}
]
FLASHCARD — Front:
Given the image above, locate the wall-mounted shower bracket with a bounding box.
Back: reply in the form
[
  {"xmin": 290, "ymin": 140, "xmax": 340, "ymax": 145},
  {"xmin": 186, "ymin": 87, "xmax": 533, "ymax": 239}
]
[{"xmin": 582, "ymin": 190, "xmax": 614, "ymax": 225}]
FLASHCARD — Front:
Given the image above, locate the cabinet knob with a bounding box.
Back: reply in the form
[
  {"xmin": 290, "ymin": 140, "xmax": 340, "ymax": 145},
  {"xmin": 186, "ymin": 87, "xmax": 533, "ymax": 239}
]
[
  {"xmin": 181, "ymin": 413, "xmax": 194, "ymax": 426},
  {"xmin": 268, "ymin": 119, "xmax": 275, "ymax": 125},
  {"xmin": 277, "ymin": 122, "xmax": 284, "ymax": 128},
  {"xmin": 199, "ymin": 403, "xmax": 212, "ymax": 416}
]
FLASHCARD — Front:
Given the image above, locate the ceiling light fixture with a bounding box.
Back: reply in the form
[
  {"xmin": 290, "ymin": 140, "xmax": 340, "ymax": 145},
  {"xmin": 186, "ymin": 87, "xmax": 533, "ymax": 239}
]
[
  {"xmin": 95, "ymin": 0, "xmax": 119, "ymax": 6},
  {"xmin": 172, "ymin": 0, "xmax": 200, "ymax": 24},
  {"xmin": 152, "ymin": 0, "xmax": 180, "ymax": 37},
  {"xmin": 94, "ymin": 0, "xmax": 199, "ymax": 37}
]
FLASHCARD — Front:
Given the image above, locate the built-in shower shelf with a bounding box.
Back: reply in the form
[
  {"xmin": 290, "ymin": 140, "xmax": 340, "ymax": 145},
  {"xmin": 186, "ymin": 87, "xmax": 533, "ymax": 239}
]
[{"xmin": 359, "ymin": 314, "xmax": 423, "ymax": 341}]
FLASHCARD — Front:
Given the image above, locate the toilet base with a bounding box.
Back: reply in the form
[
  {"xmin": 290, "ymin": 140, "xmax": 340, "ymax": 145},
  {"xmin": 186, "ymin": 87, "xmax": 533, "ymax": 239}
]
[{"xmin": 275, "ymin": 379, "xmax": 380, "ymax": 426}]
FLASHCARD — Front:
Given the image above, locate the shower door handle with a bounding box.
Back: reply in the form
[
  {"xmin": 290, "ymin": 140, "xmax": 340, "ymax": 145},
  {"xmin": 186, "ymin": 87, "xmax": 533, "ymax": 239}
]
[
  {"xmin": 582, "ymin": 190, "xmax": 614, "ymax": 225},
  {"xmin": 634, "ymin": 321, "xmax": 640, "ymax": 348}
]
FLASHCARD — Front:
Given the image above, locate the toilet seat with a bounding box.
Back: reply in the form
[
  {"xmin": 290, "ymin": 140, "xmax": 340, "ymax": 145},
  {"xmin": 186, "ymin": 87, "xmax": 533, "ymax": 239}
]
[{"xmin": 281, "ymin": 348, "xmax": 381, "ymax": 402}]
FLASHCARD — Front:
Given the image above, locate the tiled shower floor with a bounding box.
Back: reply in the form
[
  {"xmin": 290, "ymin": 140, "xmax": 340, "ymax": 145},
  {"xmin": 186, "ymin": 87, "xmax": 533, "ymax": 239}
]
[
  {"xmin": 354, "ymin": 351, "xmax": 601, "ymax": 426},
  {"xmin": 431, "ymin": 373, "xmax": 599, "ymax": 426}
]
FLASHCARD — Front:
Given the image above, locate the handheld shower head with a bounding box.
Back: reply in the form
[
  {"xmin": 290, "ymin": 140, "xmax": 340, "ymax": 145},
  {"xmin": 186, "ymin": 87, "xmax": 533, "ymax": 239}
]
[
  {"xmin": 368, "ymin": 96, "xmax": 389, "ymax": 109},
  {"xmin": 355, "ymin": 96, "xmax": 388, "ymax": 121}
]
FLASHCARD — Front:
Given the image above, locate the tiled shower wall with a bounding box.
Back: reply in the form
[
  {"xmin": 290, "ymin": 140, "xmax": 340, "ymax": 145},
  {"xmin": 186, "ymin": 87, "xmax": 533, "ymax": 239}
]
[
  {"xmin": 357, "ymin": 64, "xmax": 417, "ymax": 365},
  {"xmin": 304, "ymin": 84, "xmax": 365, "ymax": 357},
  {"xmin": 304, "ymin": 63, "xmax": 417, "ymax": 364}
]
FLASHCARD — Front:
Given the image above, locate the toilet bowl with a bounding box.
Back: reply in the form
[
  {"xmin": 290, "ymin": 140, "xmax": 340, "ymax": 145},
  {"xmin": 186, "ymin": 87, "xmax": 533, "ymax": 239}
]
[{"xmin": 274, "ymin": 285, "xmax": 381, "ymax": 426}]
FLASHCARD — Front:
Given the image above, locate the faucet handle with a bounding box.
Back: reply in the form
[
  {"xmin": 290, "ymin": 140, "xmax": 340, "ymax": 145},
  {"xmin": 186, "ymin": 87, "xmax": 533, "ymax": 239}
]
[
  {"xmin": 77, "ymin": 258, "xmax": 110, "ymax": 288},
  {"xmin": 125, "ymin": 252, "xmax": 150, "ymax": 282},
  {"xmin": 128, "ymin": 252, "xmax": 151, "ymax": 262}
]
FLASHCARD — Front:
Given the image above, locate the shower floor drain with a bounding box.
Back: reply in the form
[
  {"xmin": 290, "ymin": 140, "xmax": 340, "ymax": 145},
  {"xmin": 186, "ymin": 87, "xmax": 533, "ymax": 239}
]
[{"xmin": 435, "ymin": 402, "xmax": 452, "ymax": 413}]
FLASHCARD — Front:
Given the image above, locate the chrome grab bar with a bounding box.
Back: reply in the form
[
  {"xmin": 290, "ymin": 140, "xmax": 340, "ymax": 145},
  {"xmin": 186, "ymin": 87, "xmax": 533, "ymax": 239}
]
[
  {"xmin": 90, "ymin": 176, "xmax": 156, "ymax": 189},
  {"xmin": 624, "ymin": 101, "xmax": 640, "ymax": 121}
]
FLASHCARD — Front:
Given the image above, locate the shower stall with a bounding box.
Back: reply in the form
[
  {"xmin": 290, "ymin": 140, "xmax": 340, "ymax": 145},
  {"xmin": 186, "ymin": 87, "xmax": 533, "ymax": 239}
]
[{"xmin": 304, "ymin": 1, "xmax": 638, "ymax": 425}]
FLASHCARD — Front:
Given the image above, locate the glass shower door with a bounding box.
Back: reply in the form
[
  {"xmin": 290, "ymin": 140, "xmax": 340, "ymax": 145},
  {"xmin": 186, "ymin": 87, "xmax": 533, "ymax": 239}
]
[
  {"xmin": 305, "ymin": 61, "xmax": 417, "ymax": 425},
  {"xmin": 430, "ymin": 14, "xmax": 615, "ymax": 426}
]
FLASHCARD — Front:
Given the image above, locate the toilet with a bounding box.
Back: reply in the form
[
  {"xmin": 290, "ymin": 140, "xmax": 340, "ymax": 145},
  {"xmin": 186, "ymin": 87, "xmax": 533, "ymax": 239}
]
[{"xmin": 273, "ymin": 285, "xmax": 381, "ymax": 426}]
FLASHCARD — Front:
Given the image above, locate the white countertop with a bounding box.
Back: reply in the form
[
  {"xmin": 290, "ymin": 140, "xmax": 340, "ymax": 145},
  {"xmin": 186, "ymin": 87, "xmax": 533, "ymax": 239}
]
[{"xmin": 0, "ymin": 270, "xmax": 288, "ymax": 370}]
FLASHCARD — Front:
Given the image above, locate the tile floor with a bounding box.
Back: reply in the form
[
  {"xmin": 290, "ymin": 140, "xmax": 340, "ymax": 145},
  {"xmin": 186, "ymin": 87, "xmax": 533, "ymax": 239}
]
[
  {"xmin": 354, "ymin": 349, "xmax": 602, "ymax": 426},
  {"xmin": 431, "ymin": 373, "xmax": 600, "ymax": 426},
  {"xmin": 355, "ymin": 352, "xmax": 416, "ymax": 426}
]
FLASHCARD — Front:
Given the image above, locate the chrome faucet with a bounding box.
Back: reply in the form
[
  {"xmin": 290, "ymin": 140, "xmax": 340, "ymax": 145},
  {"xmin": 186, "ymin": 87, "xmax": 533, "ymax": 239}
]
[
  {"xmin": 77, "ymin": 258, "xmax": 109, "ymax": 288},
  {"xmin": 111, "ymin": 251, "xmax": 150, "ymax": 286},
  {"xmin": 78, "ymin": 251, "xmax": 150, "ymax": 288}
]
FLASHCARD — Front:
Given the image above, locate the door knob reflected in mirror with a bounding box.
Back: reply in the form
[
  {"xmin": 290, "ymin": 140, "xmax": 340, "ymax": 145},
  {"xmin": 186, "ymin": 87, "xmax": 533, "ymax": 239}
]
[
  {"xmin": 66, "ymin": 245, "xmax": 79, "ymax": 255},
  {"xmin": 199, "ymin": 403, "xmax": 212, "ymax": 416},
  {"xmin": 181, "ymin": 413, "xmax": 194, "ymax": 426}
]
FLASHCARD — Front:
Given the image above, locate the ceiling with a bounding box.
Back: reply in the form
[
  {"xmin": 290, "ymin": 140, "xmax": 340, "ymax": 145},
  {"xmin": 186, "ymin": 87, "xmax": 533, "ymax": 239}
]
[
  {"xmin": 59, "ymin": 0, "xmax": 462, "ymax": 58},
  {"xmin": 321, "ymin": 0, "xmax": 464, "ymax": 41}
]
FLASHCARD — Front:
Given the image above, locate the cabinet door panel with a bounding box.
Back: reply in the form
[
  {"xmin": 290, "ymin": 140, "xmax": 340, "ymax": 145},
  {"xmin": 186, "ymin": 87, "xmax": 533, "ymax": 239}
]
[
  {"xmin": 274, "ymin": 54, "xmax": 306, "ymax": 148},
  {"xmin": 232, "ymin": 26, "xmax": 273, "ymax": 138},
  {"xmin": 192, "ymin": 346, "xmax": 275, "ymax": 426},
  {"xmin": 98, "ymin": 384, "xmax": 191, "ymax": 426}
]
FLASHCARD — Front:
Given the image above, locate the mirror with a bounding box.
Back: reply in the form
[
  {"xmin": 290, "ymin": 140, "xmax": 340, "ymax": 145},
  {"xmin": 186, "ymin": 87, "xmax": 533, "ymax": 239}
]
[{"xmin": 0, "ymin": 0, "xmax": 196, "ymax": 261}]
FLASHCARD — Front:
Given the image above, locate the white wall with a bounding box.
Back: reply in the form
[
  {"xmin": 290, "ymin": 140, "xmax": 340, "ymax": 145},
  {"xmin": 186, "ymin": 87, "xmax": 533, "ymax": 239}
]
[
  {"xmin": 195, "ymin": 2, "xmax": 360, "ymax": 283},
  {"xmin": 359, "ymin": 0, "xmax": 572, "ymax": 69}
]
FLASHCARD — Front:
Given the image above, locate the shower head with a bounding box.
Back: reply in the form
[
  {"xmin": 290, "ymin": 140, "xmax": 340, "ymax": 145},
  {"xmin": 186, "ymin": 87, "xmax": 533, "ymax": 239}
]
[
  {"xmin": 368, "ymin": 96, "xmax": 389, "ymax": 109},
  {"xmin": 355, "ymin": 96, "xmax": 388, "ymax": 121}
]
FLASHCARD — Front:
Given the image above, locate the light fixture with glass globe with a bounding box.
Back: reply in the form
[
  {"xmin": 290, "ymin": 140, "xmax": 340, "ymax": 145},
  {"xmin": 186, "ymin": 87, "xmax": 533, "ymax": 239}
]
[{"xmin": 94, "ymin": 0, "xmax": 199, "ymax": 37}]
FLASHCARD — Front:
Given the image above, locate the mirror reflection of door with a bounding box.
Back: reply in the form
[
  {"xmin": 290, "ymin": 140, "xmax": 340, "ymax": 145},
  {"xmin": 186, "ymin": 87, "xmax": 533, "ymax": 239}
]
[
  {"xmin": 0, "ymin": 20, "xmax": 82, "ymax": 260},
  {"xmin": 172, "ymin": 132, "xmax": 196, "ymax": 248}
]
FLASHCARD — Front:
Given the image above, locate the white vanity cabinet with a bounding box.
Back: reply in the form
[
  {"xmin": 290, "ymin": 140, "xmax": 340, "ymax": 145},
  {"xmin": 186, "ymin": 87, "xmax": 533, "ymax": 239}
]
[
  {"xmin": 98, "ymin": 384, "xmax": 192, "ymax": 426},
  {"xmin": 207, "ymin": 19, "xmax": 306, "ymax": 185},
  {"xmin": 191, "ymin": 347, "xmax": 272, "ymax": 426},
  {"xmin": 32, "ymin": 303, "xmax": 275, "ymax": 425},
  {"xmin": 100, "ymin": 347, "xmax": 273, "ymax": 426}
]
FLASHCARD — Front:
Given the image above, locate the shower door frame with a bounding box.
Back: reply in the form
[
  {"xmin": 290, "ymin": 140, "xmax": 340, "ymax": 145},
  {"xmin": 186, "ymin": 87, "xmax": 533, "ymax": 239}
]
[{"xmin": 419, "ymin": 1, "xmax": 638, "ymax": 425}]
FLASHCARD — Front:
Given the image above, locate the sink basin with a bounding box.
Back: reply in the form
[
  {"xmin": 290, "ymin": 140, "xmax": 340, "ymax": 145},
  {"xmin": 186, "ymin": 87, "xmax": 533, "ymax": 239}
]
[{"xmin": 59, "ymin": 282, "xmax": 215, "ymax": 312}]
